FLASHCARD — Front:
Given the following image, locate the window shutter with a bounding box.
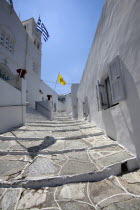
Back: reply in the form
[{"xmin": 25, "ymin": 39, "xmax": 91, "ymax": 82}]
[
  {"xmin": 96, "ymin": 84, "xmax": 100, "ymax": 111},
  {"xmin": 97, "ymin": 80, "xmax": 108, "ymax": 110},
  {"xmin": 109, "ymin": 56, "xmax": 125, "ymax": 104},
  {"xmin": 83, "ymin": 102, "xmax": 86, "ymax": 116},
  {"xmin": 100, "ymin": 80, "xmax": 108, "ymax": 110},
  {"xmin": 96, "ymin": 81, "xmax": 102, "ymax": 111},
  {"xmin": 84, "ymin": 96, "xmax": 89, "ymax": 117}
]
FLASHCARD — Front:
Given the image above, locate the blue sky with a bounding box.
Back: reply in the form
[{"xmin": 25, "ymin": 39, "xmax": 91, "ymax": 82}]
[{"xmin": 13, "ymin": 0, "xmax": 104, "ymax": 94}]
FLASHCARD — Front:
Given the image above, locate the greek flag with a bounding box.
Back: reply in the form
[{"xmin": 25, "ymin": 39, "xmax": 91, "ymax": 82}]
[
  {"xmin": 8, "ymin": 0, "xmax": 13, "ymax": 8},
  {"xmin": 37, "ymin": 17, "xmax": 49, "ymax": 42}
]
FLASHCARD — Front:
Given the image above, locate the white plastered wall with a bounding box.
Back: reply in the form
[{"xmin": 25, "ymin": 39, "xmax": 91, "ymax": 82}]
[
  {"xmin": 77, "ymin": 0, "xmax": 140, "ymax": 164},
  {"xmin": 71, "ymin": 84, "xmax": 79, "ymax": 118},
  {"xmin": 0, "ymin": 78, "xmax": 26, "ymax": 133}
]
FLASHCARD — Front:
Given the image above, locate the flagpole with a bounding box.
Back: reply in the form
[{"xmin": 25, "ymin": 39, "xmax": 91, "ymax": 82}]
[{"xmin": 52, "ymin": 72, "xmax": 60, "ymax": 112}]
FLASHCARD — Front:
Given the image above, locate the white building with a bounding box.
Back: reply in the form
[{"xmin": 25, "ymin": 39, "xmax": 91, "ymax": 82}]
[
  {"xmin": 77, "ymin": 0, "xmax": 140, "ymax": 165},
  {"xmin": 71, "ymin": 84, "xmax": 79, "ymax": 119},
  {"xmin": 0, "ymin": 0, "xmax": 60, "ymax": 132},
  {"xmin": 65, "ymin": 93, "xmax": 72, "ymax": 114}
]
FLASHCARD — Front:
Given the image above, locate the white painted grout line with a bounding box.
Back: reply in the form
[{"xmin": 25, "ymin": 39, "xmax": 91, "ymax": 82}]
[
  {"xmin": 115, "ymin": 176, "xmax": 129, "ymax": 193},
  {"xmin": 115, "ymin": 176, "xmax": 140, "ymax": 198},
  {"xmin": 58, "ymin": 154, "xmax": 69, "ymax": 176},
  {"xmin": 54, "ymin": 187, "xmax": 62, "ymax": 210},
  {"xmin": 42, "ymin": 208, "xmax": 59, "ymax": 210},
  {"xmin": 95, "ymin": 193, "xmax": 130, "ymax": 208},
  {"xmin": 73, "ymin": 199, "xmax": 97, "ymax": 208},
  {"xmin": 87, "ymin": 182, "xmax": 97, "ymax": 209},
  {"xmin": 0, "ymin": 189, "xmax": 7, "ymax": 200},
  {"xmin": 56, "ymin": 198, "xmax": 97, "ymax": 209},
  {"xmin": 87, "ymin": 149, "xmax": 100, "ymax": 170},
  {"xmin": 14, "ymin": 161, "xmax": 31, "ymax": 180},
  {"xmin": 96, "ymin": 150, "xmax": 129, "ymax": 161},
  {"xmin": 14, "ymin": 188, "xmax": 23, "ymax": 210}
]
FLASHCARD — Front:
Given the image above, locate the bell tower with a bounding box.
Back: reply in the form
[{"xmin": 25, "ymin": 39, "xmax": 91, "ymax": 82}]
[{"xmin": 22, "ymin": 18, "xmax": 42, "ymax": 78}]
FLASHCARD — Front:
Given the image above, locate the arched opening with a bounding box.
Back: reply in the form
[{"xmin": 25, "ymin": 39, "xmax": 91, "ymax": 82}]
[{"xmin": 37, "ymin": 42, "xmax": 40, "ymax": 49}]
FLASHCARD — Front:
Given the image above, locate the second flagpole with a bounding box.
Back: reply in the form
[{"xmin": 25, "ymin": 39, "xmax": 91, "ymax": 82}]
[{"xmin": 52, "ymin": 72, "xmax": 59, "ymax": 112}]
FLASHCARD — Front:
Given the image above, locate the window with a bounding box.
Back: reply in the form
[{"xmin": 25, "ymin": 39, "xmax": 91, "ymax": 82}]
[
  {"xmin": 96, "ymin": 56, "xmax": 125, "ymax": 110},
  {"xmin": 0, "ymin": 30, "xmax": 14, "ymax": 53},
  {"xmin": 5, "ymin": 36, "xmax": 9, "ymax": 49},
  {"xmin": 34, "ymin": 39, "xmax": 36, "ymax": 46},
  {"xmin": 37, "ymin": 42, "xmax": 40, "ymax": 49},
  {"xmin": 0, "ymin": 32, "xmax": 4, "ymax": 46},
  {"xmin": 33, "ymin": 62, "xmax": 37, "ymax": 73},
  {"xmin": 39, "ymin": 90, "xmax": 43, "ymax": 94},
  {"xmin": 109, "ymin": 55, "xmax": 125, "ymax": 104},
  {"xmin": 62, "ymin": 98, "xmax": 65, "ymax": 102},
  {"xmin": 105, "ymin": 77, "xmax": 112, "ymax": 108},
  {"xmin": 9, "ymin": 40, "xmax": 14, "ymax": 53},
  {"xmin": 83, "ymin": 97, "xmax": 89, "ymax": 118}
]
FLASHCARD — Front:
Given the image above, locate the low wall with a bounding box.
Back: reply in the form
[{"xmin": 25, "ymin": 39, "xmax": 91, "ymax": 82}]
[
  {"xmin": 66, "ymin": 94, "xmax": 72, "ymax": 114},
  {"xmin": 57, "ymin": 101, "xmax": 66, "ymax": 112},
  {"xmin": 36, "ymin": 101, "xmax": 52, "ymax": 120},
  {"xmin": 0, "ymin": 78, "xmax": 26, "ymax": 133}
]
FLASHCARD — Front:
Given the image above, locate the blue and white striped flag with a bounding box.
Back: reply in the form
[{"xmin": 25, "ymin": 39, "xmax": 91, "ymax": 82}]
[{"xmin": 37, "ymin": 17, "xmax": 49, "ymax": 42}]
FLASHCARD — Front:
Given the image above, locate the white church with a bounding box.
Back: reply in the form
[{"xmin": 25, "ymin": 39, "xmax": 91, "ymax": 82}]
[{"xmin": 0, "ymin": 0, "xmax": 65, "ymax": 133}]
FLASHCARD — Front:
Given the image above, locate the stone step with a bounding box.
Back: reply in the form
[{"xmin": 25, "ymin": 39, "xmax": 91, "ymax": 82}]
[
  {"xmin": 26, "ymin": 121, "xmax": 87, "ymax": 125},
  {"xmin": 1, "ymin": 170, "xmax": 140, "ymax": 210},
  {"xmin": 0, "ymin": 156, "xmax": 138, "ymax": 189},
  {"xmin": 0, "ymin": 141, "xmax": 137, "ymax": 188},
  {"xmin": 0, "ymin": 111, "xmax": 139, "ymax": 209}
]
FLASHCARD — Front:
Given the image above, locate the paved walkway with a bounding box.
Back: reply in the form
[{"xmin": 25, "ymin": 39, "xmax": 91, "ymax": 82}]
[{"xmin": 0, "ymin": 109, "xmax": 140, "ymax": 209}]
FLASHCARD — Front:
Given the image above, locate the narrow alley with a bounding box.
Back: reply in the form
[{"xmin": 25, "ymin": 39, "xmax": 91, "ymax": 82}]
[{"xmin": 0, "ymin": 109, "xmax": 139, "ymax": 209}]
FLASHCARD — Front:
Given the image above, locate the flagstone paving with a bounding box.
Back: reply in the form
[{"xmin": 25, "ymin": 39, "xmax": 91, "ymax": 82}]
[{"xmin": 0, "ymin": 108, "xmax": 139, "ymax": 209}]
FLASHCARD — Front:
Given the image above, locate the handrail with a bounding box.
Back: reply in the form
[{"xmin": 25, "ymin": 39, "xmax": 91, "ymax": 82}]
[
  {"xmin": 0, "ymin": 104, "xmax": 27, "ymax": 108},
  {"xmin": 36, "ymin": 102, "xmax": 50, "ymax": 112}
]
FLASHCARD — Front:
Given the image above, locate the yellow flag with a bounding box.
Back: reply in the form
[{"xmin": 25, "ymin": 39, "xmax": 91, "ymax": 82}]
[{"xmin": 57, "ymin": 74, "xmax": 66, "ymax": 85}]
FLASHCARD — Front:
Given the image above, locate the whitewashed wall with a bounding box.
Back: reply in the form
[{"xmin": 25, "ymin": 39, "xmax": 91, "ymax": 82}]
[
  {"xmin": 66, "ymin": 94, "xmax": 72, "ymax": 114},
  {"xmin": 71, "ymin": 84, "xmax": 79, "ymax": 118},
  {"xmin": 57, "ymin": 101, "xmax": 66, "ymax": 112},
  {"xmin": 0, "ymin": 0, "xmax": 26, "ymax": 75},
  {"xmin": 77, "ymin": 0, "xmax": 140, "ymax": 165},
  {"xmin": 0, "ymin": 0, "xmax": 59, "ymax": 112},
  {"xmin": 36, "ymin": 100, "xmax": 52, "ymax": 120},
  {"xmin": 0, "ymin": 78, "xmax": 26, "ymax": 133}
]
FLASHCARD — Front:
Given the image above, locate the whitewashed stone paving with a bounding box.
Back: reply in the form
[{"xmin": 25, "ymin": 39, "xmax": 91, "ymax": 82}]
[{"xmin": 0, "ymin": 108, "xmax": 139, "ymax": 209}]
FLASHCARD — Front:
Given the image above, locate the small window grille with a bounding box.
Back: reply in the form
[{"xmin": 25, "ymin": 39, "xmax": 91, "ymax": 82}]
[
  {"xmin": 9, "ymin": 41, "xmax": 13, "ymax": 53},
  {"xmin": 5, "ymin": 37, "xmax": 9, "ymax": 49},
  {"xmin": 0, "ymin": 32, "xmax": 4, "ymax": 46}
]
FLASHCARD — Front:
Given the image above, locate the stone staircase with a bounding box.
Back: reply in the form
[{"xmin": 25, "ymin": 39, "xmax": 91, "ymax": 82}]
[{"xmin": 0, "ymin": 109, "xmax": 139, "ymax": 209}]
